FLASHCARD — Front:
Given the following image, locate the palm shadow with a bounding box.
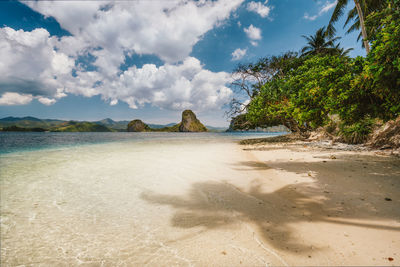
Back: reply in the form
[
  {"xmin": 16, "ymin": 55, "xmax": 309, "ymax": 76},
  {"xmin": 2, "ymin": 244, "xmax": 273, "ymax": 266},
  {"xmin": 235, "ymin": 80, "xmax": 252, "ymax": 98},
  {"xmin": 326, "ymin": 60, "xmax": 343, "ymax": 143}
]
[{"xmin": 141, "ymin": 153, "xmax": 400, "ymax": 254}]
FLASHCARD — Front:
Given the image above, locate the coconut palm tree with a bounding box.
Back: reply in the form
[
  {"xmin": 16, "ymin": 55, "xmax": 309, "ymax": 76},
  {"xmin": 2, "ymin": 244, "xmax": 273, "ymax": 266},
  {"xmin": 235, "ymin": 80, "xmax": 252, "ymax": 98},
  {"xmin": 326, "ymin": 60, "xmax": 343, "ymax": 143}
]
[
  {"xmin": 334, "ymin": 43, "xmax": 354, "ymax": 56},
  {"xmin": 328, "ymin": 0, "xmax": 386, "ymax": 54},
  {"xmin": 301, "ymin": 27, "xmax": 341, "ymax": 56}
]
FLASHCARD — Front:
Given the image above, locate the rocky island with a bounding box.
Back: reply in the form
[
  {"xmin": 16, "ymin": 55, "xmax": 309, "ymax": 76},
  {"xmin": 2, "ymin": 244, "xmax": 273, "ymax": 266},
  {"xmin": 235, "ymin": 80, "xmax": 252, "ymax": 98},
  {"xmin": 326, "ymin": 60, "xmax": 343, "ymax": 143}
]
[{"xmin": 127, "ymin": 110, "xmax": 208, "ymax": 132}]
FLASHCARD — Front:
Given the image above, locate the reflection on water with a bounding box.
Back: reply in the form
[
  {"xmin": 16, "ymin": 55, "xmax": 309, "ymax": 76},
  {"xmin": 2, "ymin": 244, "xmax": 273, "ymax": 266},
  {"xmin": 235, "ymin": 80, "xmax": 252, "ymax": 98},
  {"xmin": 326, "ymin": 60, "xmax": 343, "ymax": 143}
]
[
  {"xmin": 0, "ymin": 134, "xmax": 283, "ymax": 266},
  {"xmin": 0, "ymin": 132, "xmax": 284, "ymax": 154}
]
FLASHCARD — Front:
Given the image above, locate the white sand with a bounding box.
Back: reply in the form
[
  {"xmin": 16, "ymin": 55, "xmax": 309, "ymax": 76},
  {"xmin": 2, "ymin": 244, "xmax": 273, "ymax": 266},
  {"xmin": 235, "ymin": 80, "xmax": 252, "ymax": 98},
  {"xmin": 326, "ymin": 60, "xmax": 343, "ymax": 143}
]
[{"xmin": 1, "ymin": 139, "xmax": 399, "ymax": 266}]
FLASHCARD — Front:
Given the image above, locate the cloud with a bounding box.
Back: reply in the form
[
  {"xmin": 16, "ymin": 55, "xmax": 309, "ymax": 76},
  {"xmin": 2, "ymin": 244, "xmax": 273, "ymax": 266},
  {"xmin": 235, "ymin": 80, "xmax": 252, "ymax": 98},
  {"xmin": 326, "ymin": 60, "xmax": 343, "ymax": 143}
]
[
  {"xmin": 98, "ymin": 57, "xmax": 233, "ymax": 111},
  {"xmin": 304, "ymin": 0, "xmax": 337, "ymax": 21},
  {"xmin": 0, "ymin": 27, "xmax": 232, "ymax": 111},
  {"xmin": 1, "ymin": 0, "xmax": 243, "ymax": 111},
  {"xmin": 231, "ymin": 48, "xmax": 247, "ymax": 60},
  {"xmin": 246, "ymin": 1, "xmax": 271, "ymax": 18},
  {"xmin": 244, "ymin": 24, "xmax": 261, "ymax": 46},
  {"xmin": 25, "ymin": 0, "xmax": 244, "ymax": 64},
  {"xmin": 0, "ymin": 27, "xmax": 73, "ymax": 100},
  {"xmin": 37, "ymin": 97, "xmax": 57, "ymax": 105},
  {"xmin": 0, "ymin": 92, "xmax": 33, "ymax": 105},
  {"xmin": 250, "ymin": 41, "xmax": 258, "ymax": 47},
  {"xmin": 244, "ymin": 24, "xmax": 262, "ymax": 40}
]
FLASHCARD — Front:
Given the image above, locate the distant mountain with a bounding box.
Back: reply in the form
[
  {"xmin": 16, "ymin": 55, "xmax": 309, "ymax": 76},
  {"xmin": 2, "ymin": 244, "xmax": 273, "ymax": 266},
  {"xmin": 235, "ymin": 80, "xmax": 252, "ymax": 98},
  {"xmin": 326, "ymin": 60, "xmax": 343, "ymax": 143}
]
[
  {"xmin": 94, "ymin": 118, "xmax": 129, "ymax": 130},
  {"xmin": 0, "ymin": 116, "xmax": 227, "ymax": 132},
  {"xmin": 53, "ymin": 121, "xmax": 112, "ymax": 132},
  {"xmin": 0, "ymin": 116, "xmax": 65, "ymax": 129},
  {"xmin": 1, "ymin": 116, "xmax": 42, "ymax": 122}
]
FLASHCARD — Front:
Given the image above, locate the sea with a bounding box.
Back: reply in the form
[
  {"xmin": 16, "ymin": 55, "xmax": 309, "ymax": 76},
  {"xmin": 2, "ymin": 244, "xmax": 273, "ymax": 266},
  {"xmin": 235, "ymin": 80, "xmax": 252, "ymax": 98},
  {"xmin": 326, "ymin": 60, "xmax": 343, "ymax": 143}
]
[
  {"xmin": 0, "ymin": 132, "xmax": 285, "ymax": 266},
  {"xmin": 0, "ymin": 131, "xmax": 282, "ymax": 155}
]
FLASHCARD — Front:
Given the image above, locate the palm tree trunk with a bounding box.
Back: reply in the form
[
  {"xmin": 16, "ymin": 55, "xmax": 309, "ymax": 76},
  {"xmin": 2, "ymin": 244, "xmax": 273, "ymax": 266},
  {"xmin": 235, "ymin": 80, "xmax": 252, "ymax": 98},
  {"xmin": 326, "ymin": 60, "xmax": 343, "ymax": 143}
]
[{"xmin": 354, "ymin": 0, "xmax": 370, "ymax": 53}]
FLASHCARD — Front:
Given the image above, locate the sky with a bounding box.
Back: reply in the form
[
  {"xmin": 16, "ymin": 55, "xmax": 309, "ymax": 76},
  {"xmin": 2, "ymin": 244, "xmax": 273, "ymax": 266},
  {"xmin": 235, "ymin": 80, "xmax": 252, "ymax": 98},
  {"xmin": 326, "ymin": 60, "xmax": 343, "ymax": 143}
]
[{"xmin": 0, "ymin": 0, "xmax": 365, "ymax": 127}]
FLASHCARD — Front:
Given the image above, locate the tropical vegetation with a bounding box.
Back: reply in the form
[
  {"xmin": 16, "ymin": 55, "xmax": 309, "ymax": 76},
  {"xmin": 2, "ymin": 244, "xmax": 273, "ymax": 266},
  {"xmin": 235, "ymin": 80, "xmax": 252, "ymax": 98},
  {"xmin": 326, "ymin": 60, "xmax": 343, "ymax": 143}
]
[{"xmin": 229, "ymin": 0, "xmax": 399, "ymax": 143}]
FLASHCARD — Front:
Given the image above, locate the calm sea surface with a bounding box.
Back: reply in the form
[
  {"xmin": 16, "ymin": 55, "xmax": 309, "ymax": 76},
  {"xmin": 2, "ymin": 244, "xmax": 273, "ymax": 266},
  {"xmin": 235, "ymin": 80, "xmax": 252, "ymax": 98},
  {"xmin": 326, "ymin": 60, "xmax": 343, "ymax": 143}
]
[
  {"xmin": 0, "ymin": 132, "xmax": 284, "ymax": 154},
  {"xmin": 1, "ymin": 131, "xmax": 287, "ymax": 265}
]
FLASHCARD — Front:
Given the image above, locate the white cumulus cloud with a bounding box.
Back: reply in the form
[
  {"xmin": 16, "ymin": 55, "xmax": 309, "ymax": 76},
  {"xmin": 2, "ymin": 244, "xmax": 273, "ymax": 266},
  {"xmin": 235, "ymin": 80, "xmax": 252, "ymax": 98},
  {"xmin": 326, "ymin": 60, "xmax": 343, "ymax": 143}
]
[
  {"xmin": 244, "ymin": 24, "xmax": 261, "ymax": 46},
  {"xmin": 0, "ymin": 27, "xmax": 73, "ymax": 101},
  {"xmin": 244, "ymin": 24, "xmax": 262, "ymax": 40},
  {"xmin": 0, "ymin": 0, "xmax": 244, "ymax": 111},
  {"xmin": 231, "ymin": 48, "xmax": 247, "ymax": 60},
  {"xmin": 246, "ymin": 1, "xmax": 271, "ymax": 18},
  {"xmin": 304, "ymin": 0, "xmax": 337, "ymax": 21},
  {"xmin": 0, "ymin": 92, "xmax": 33, "ymax": 105},
  {"xmin": 25, "ymin": 0, "xmax": 244, "ymax": 64},
  {"xmin": 97, "ymin": 57, "xmax": 232, "ymax": 111}
]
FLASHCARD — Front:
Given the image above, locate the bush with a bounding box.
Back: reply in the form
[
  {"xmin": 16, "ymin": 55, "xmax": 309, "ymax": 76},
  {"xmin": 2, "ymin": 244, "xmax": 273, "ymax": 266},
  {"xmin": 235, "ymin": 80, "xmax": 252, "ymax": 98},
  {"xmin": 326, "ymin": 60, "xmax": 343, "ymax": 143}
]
[{"xmin": 339, "ymin": 118, "xmax": 375, "ymax": 144}]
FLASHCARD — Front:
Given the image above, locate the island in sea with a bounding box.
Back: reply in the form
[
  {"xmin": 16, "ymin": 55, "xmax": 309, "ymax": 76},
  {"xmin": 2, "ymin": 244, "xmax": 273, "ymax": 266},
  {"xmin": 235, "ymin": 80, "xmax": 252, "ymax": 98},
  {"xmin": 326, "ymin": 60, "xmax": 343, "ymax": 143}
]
[{"xmin": 0, "ymin": 110, "xmax": 224, "ymax": 133}]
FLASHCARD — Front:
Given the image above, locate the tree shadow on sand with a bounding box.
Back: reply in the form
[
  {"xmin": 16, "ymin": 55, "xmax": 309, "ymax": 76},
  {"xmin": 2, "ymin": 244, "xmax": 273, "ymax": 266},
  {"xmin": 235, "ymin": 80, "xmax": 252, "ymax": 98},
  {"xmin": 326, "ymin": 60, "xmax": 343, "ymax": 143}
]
[{"xmin": 141, "ymin": 153, "xmax": 400, "ymax": 254}]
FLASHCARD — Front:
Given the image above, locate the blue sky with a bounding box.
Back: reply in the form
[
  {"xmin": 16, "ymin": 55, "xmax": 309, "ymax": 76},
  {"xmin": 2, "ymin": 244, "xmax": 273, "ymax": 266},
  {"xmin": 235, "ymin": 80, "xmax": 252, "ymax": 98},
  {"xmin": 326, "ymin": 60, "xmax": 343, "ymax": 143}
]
[{"xmin": 0, "ymin": 0, "xmax": 364, "ymax": 126}]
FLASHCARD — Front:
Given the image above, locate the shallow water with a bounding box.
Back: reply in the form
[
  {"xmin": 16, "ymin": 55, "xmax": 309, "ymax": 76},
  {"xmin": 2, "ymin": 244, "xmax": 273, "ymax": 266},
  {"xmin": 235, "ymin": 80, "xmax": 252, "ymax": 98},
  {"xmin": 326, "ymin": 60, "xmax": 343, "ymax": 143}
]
[
  {"xmin": 0, "ymin": 132, "xmax": 281, "ymax": 154},
  {"xmin": 0, "ymin": 132, "xmax": 284, "ymax": 266}
]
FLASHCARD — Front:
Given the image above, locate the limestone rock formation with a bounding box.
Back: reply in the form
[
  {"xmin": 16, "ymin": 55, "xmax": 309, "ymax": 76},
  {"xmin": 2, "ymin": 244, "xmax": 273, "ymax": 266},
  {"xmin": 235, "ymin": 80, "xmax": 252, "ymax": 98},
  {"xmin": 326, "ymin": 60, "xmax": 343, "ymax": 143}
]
[
  {"xmin": 178, "ymin": 110, "xmax": 207, "ymax": 132},
  {"xmin": 127, "ymin": 119, "xmax": 150, "ymax": 132}
]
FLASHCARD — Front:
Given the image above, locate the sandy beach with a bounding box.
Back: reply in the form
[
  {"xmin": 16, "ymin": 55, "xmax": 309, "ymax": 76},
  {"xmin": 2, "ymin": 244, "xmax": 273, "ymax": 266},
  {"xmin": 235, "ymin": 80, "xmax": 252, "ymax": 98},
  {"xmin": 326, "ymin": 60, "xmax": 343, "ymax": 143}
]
[{"xmin": 1, "ymin": 138, "xmax": 399, "ymax": 266}]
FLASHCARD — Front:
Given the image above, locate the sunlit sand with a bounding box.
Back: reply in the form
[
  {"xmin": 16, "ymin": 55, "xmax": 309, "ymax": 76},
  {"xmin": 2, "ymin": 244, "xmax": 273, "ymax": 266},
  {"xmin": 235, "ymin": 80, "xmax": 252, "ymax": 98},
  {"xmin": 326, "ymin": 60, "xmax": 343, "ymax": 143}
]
[{"xmin": 1, "ymin": 139, "xmax": 399, "ymax": 266}]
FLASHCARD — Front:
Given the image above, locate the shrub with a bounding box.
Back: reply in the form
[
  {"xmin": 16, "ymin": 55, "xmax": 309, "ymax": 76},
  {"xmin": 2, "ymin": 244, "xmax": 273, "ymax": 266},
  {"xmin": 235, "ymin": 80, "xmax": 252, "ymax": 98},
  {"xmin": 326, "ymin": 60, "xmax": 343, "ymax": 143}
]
[{"xmin": 339, "ymin": 118, "xmax": 375, "ymax": 144}]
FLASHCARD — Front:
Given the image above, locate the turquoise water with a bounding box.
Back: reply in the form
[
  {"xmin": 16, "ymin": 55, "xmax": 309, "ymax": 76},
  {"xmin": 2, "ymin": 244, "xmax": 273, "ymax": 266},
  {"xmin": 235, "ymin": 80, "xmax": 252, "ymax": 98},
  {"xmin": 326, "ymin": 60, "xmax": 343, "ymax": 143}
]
[
  {"xmin": 1, "ymin": 131, "xmax": 287, "ymax": 265},
  {"xmin": 0, "ymin": 132, "xmax": 284, "ymax": 154}
]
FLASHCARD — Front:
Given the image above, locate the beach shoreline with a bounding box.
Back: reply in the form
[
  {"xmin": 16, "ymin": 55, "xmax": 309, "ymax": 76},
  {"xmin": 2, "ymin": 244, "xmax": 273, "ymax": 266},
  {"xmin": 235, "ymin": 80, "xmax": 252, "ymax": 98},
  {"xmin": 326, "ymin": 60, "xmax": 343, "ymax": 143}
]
[
  {"xmin": 1, "ymin": 136, "xmax": 399, "ymax": 266},
  {"xmin": 239, "ymin": 140, "xmax": 400, "ymax": 266}
]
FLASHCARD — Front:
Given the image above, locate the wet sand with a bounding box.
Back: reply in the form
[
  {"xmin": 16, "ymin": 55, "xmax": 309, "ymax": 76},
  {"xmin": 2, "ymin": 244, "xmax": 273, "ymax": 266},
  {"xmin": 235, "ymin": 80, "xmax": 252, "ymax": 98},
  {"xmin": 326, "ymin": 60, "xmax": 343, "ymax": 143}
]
[{"xmin": 1, "ymin": 139, "xmax": 399, "ymax": 266}]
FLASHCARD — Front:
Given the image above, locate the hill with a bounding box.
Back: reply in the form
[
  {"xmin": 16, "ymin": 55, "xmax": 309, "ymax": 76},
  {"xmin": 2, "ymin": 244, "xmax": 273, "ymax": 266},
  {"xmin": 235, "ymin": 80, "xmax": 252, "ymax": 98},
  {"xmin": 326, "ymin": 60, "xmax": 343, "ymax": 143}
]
[
  {"xmin": 126, "ymin": 110, "xmax": 208, "ymax": 132},
  {"xmin": 0, "ymin": 117, "xmax": 65, "ymax": 129},
  {"xmin": 1, "ymin": 114, "xmax": 217, "ymax": 132},
  {"xmin": 52, "ymin": 121, "xmax": 112, "ymax": 132}
]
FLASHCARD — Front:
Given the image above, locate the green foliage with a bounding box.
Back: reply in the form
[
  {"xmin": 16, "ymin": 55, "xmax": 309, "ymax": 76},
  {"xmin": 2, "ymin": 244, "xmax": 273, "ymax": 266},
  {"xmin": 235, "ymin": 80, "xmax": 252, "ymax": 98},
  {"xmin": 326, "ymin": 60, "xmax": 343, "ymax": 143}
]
[
  {"xmin": 52, "ymin": 121, "xmax": 113, "ymax": 132},
  {"xmin": 1, "ymin": 126, "xmax": 47, "ymax": 132},
  {"xmin": 231, "ymin": 0, "xmax": 398, "ymax": 143},
  {"xmin": 286, "ymin": 55, "xmax": 355, "ymax": 128},
  {"xmin": 363, "ymin": 1, "xmax": 400, "ymax": 118},
  {"xmin": 325, "ymin": 119, "xmax": 339, "ymax": 134},
  {"xmin": 339, "ymin": 117, "xmax": 375, "ymax": 144},
  {"xmin": 246, "ymin": 54, "xmax": 358, "ymax": 133},
  {"xmin": 301, "ymin": 27, "xmax": 345, "ymax": 56}
]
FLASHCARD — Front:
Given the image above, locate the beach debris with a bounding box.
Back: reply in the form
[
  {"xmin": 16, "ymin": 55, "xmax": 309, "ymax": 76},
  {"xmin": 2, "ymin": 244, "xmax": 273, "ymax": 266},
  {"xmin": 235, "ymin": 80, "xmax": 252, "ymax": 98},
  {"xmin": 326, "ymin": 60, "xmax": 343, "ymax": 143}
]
[
  {"xmin": 330, "ymin": 155, "xmax": 337, "ymax": 159},
  {"xmin": 388, "ymin": 257, "xmax": 394, "ymax": 261},
  {"xmin": 221, "ymin": 251, "xmax": 227, "ymax": 255},
  {"xmin": 308, "ymin": 172, "xmax": 312, "ymax": 177},
  {"xmin": 322, "ymin": 160, "xmax": 327, "ymax": 163},
  {"xmin": 385, "ymin": 197, "xmax": 392, "ymax": 201}
]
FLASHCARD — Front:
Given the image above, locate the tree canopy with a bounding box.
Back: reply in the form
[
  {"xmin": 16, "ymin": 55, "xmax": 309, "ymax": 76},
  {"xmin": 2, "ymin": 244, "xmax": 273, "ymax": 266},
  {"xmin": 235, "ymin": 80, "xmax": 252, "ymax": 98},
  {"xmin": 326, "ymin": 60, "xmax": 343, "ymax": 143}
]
[{"xmin": 228, "ymin": 0, "xmax": 399, "ymax": 141}]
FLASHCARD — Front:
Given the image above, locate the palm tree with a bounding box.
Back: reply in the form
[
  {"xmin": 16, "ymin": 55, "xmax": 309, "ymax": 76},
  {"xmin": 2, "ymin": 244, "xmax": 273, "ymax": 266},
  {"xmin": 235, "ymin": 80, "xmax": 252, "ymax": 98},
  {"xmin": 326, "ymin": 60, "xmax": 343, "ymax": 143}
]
[
  {"xmin": 328, "ymin": 0, "xmax": 386, "ymax": 54},
  {"xmin": 301, "ymin": 27, "xmax": 341, "ymax": 56},
  {"xmin": 334, "ymin": 43, "xmax": 354, "ymax": 56}
]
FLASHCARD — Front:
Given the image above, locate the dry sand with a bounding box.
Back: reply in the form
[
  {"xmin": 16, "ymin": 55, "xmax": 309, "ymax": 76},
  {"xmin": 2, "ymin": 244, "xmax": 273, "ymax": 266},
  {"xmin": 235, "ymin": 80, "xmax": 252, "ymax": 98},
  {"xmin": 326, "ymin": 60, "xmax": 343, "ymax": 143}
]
[
  {"xmin": 1, "ymin": 139, "xmax": 399, "ymax": 266},
  {"xmin": 238, "ymin": 142, "xmax": 400, "ymax": 266}
]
